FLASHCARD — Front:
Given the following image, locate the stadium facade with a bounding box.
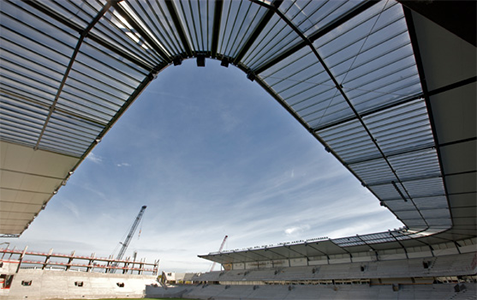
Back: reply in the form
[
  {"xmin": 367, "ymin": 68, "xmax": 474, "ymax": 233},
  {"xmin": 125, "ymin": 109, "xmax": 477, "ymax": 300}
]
[{"xmin": 0, "ymin": 0, "xmax": 475, "ymax": 299}]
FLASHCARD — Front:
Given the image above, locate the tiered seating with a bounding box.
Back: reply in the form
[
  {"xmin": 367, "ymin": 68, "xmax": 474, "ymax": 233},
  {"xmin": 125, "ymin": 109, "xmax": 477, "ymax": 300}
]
[
  {"xmin": 316, "ymin": 263, "xmax": 355, "ymax": 280},
  {"xmin": 176, "ymin": 252, "xmax": 477, "ymax": 299},
  {"xmin": 376, "ymin": 259, "xmax": 411, "ymax": 277},
  {"xmin": 145, "ymin": 285, "xmax": 191, "ymax": 298},
  {"xmin": 185, "ymin": 284, "xmax": 225, "ymax": 299},
  {"xmin": 247, "ymin": 285, "xmax": 290, "ymax": 300},
  {"xmin": 285, "ymin": 285, "xmax": 341, "ymax": 300},
  {"xmin": 215, "ymin": 285, "xmax": 256, "ymax": 299},
  {"xmin": 431, "ymin": 252, "xmax": 476, "ymax": 275},
  {"xmin": 217, "ymin": 270, "xmax": 247, "ymax": 281},
  {"xmin": 192, "ymin": 271, "xmax": 221, "ymax": 282},
  {"xmin": 242, "ymin": 269, "xmax": 277, "ymax": 281},
  {"xmin": 192, "ymin": 253, "xmax": 476, "ymax": 287},
  {"xmin": 274, "ymin": 266, "xmax": 314, "ymax": 280},
  {"xmin": 145, "ymin": 281, "xmax": 477, "ymax": 300}
]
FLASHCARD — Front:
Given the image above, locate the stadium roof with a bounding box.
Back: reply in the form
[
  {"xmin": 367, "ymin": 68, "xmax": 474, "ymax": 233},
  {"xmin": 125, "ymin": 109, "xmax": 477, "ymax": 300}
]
[{"xmin": 0, "ymin": 0, "xmax": 475, "ymax": 262}]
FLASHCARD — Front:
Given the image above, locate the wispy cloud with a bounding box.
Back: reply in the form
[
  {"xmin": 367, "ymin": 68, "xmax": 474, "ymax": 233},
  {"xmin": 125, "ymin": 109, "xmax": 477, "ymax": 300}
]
[
  {"xmin": 60, "ymin": 200, "xmax": 80, "ymax": 219},
  {"xmin": 116, "ymin": 162, "xmax": 131, "ymax": 167},
  {"xmin": 285, "ymin": 224, "xmax": 311, "ymax": 236},
  {"xmin": 86, "ymin": 152, "xmax": 102, "ymax": 164}
]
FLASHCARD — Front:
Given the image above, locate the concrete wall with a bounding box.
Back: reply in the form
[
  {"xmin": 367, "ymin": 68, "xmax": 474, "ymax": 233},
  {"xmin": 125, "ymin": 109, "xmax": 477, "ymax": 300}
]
[
  {"xmin": 0, "ymin": 261, "xmax": 18, "ymax": 274},
  {"xmin": 0, "ymin": 268, "xmax": 157, "ymax": 300}
]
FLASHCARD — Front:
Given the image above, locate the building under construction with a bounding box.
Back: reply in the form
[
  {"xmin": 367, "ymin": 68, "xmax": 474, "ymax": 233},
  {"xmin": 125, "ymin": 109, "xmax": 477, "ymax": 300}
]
[{"xmin": 0, "ymin": 247, "xmax": 158, "ymax": 299}]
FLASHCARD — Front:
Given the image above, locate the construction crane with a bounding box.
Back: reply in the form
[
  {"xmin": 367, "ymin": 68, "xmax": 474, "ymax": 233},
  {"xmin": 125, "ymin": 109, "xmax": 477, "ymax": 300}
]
[
  {"xmin": 112, "ymin": 206, "xmax": 147, "ymax": 272},
  {"xmin": 210, "ymin": 235, "xmax": 228, "ymax": 272}
]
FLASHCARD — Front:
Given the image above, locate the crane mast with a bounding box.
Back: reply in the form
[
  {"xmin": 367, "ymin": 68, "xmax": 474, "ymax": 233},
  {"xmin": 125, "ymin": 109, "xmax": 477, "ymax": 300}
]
[
  {"xmin": 116, "ymin": 205, "xmax": 147, "ymax": 261},
  {"xmin": 210, "ymin": 235, "xmax": 228, "ymax": 272}
]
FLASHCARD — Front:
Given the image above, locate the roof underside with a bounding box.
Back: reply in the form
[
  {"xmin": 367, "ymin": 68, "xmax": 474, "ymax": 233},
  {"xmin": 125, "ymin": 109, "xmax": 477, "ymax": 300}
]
[{"xmin": 0, "ymin": 0, "xmax": 475, "ymax": 259}]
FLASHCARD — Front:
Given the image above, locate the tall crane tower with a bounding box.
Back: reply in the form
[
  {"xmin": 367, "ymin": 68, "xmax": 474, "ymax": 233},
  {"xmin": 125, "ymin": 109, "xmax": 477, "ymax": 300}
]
[
  {"xmin": 210, "ymin": 235, "xmax": 228, "ymax": 272},
  {"xmin": 116, "ymin": 205, "xmax": 147, "ymax": 262}
]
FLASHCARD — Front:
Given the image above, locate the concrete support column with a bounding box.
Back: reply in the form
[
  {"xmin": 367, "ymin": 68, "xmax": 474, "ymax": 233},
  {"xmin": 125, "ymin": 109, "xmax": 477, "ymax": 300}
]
[
  {"xmin": 66, "ymin": 251, "xmax": 75, "ymax": 271},
  {"xmin": 42, "ymin": 249, "xmax": 53, "ymax": 270},
  {"xmin": 15, "ymin": 246, "xmax": 27, "ymax": 273}
]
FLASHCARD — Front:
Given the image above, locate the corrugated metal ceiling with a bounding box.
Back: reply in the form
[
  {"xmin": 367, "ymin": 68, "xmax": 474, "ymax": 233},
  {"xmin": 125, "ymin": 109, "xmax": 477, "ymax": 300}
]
[{"xmin": 0, "ymin": 0, "xmax": 474, "ymax": 261}]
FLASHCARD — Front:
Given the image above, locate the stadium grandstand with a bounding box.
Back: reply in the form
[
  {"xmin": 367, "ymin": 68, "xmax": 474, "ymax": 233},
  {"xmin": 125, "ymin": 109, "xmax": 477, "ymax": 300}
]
[{"xmin": 0, "ymin": 0, "xmax": 475, "ymax": 299}]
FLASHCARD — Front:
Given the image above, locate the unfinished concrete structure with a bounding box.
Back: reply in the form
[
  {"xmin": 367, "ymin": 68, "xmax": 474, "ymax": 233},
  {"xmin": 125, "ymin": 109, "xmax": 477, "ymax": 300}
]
[{"xmin": 0, "ymin": 247, "xmax": 158, "ymax": 299}]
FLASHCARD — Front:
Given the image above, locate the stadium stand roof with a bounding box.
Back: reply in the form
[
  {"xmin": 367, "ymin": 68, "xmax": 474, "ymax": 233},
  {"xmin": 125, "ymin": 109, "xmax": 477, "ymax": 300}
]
[{"xmin": 0, "ymin": 0, "xmax": 475, "ymax": 265}]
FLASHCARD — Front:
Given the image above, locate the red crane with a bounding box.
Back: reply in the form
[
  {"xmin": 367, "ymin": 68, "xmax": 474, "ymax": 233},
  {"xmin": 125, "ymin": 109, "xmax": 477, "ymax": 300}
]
[{"xmin": 210, "ymin": 235, "xmax": 228, "ymax": 272}]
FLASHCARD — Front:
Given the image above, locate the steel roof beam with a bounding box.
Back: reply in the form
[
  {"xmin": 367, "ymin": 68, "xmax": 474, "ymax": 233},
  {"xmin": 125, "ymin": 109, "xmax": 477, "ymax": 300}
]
[
  {"xmin": 112, "ymin": 2, "xmax": 171, "ymax": 63},
  {"xmin": 0, "ymin": 168, "xmax": 65, "ymax": 181},
  {"xmin": 165, "ymin": 0, "xmax": 192, "ymax": 57},
  {"xmin": 439, "ymin": 137, "xmax": 477, "ymax": 149},
  {"xmin": 389, "ymin": 232, "xmax": 410, "ymax": 250},
  {"xmin": 242, "ymin": 250, "xmax": 270, "ymax": 261},
  {"xmin": 211, "ymin": 0, "xmax": 223, "ymax": 58},
  {"xmin": 29, "ymin": 1, "xmax": 113, "ymax": 151},
  {"xmin": 285, "ymin": 245, "xmax": 307, "ymax": 258},
  {"xmin": 345, "ymin": 144, "xmax": 436, "ymax": 166},
  {"xmin": 199, "ymin": 252, "xmax": 243, "ymax": 264},
  {"xmin": 0, "ymin": 234, "xmax": 20, "ymax": 238},
  {"xmin": 366, "ymin": 174, "xmax": 444, "ymax": 190},
  {"xmin": 383, "ymin": 192, "xmax": 468, "ymax": 202},
  {"xmin": 354, "ymin": 235, "xmax": 377, "ymax": 254},
  {"xmin": 312, "ymin": 93, "xmax": 424, "ymax": 133},
  {"xmin": 225, "ymin": 251, "xmax": 250, "ymax": 262},
  {"xmin": 304, "ymin": 243, "xmax": 329, "ymax": 260},
  {"xmin": 254, "ymin": 0, "xmax": 380, "ymax": 75},
  {"xmin": 21, "ymin": 0, "xmax": 83, "ymax": 33},
  {"xmin": 314, "ymin": 75, "xmax": 476, "ymax": 133},
  {"xmin": 90, "ymin": 36, "xmax": 153, "ymax": 71},
  {"xmin": 233, "ymin": 0, "xmax": 283, "ymax": 65},
  {"xmin": 22, "ymin": 0, "xmax": 152, "ymax": 71},
  {"xmin": 427, "ymin": 76, "xmax": 477, "ymax": 98},
  {"xmin": 403, "ymin": 7, "xmax": 450, "ymax": 229},
  {"xmin": 329, "ymin": 240, "xmax": 354, "ymax": 259},
  {"xmin": 443, "ymin": 169, "xmax": 476, "ymax": 179},
  {"xmin": 263, "ymin": 248, "xmax": 289, "ymax": 260}
]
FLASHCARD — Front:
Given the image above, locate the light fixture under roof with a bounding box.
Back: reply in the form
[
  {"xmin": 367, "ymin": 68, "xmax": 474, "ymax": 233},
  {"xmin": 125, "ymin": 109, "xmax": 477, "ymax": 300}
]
[{"xmin": 197, "ymin": 54, "xmax": 205, "ymax": 67}]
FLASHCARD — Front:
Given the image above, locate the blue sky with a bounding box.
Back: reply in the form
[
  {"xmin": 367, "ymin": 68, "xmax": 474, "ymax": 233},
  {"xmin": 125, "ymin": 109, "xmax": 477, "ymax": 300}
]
[{"xmin": 4, "ymin": 59, "xmax": 402, "ymax": 272}]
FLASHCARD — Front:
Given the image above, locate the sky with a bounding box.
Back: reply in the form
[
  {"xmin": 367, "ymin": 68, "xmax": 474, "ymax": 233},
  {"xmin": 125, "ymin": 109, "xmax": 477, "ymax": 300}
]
[{"xmin": 3, "ymin": 58, "xmax": 403, "ymax": 273}]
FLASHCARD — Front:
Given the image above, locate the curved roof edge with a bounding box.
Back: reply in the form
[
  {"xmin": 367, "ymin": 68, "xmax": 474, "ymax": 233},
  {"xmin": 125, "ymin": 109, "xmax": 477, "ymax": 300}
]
[{"xmin": 0, "ymin": 1, "xmax": 474, "ymax": 248}]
